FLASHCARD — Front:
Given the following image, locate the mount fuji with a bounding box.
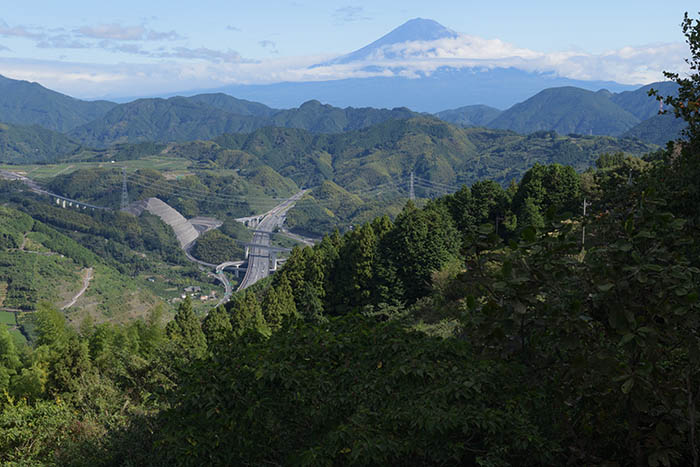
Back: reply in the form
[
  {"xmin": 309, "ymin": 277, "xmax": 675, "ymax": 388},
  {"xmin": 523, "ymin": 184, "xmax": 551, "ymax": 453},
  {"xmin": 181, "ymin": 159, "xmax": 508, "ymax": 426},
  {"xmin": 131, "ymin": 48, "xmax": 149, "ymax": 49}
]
[{"xmin": 206, "ymin": 18, "xmax": 637, "ymax": 112}]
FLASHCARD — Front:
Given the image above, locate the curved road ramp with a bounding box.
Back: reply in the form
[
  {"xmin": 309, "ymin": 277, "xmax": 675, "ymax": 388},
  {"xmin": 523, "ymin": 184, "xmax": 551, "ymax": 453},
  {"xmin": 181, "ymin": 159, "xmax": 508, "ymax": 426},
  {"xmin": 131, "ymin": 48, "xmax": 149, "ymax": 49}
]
[{"xmin": 124, "ymin": 197, "xmax": 200, "ymax": 248}]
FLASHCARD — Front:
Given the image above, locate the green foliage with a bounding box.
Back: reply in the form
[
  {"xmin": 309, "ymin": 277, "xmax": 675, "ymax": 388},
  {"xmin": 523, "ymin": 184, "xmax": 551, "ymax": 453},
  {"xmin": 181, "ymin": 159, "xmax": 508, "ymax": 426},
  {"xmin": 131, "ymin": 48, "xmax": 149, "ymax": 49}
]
[
  {"xmin": 0, "ymin": 324, "xmax": 21, "ymax": 392},
  {"xmin": 155, "ymin": 315, "xmax": 558, "ymax": 466},
  {"xmin": 622, "ymin": 113, "xmax": 687, "ymax": 145},
  {"xmin": 0, "ymin": 398, "xmax": 75, "ymax": 465},
  {"xmin": 380, "ymin": 202, "xmax": 460, "ymax": 303},
  {"xmin": 512, "ymin": 163, "xmax": 581, "ymax": 215}
]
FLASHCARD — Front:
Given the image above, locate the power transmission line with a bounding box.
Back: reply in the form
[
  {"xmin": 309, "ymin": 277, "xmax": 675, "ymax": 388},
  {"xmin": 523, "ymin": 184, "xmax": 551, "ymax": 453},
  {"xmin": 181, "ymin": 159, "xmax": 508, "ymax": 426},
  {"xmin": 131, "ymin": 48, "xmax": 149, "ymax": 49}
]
[{"xmin": 120, "ymin": 167, "xmax": 129, "ymax": 210}]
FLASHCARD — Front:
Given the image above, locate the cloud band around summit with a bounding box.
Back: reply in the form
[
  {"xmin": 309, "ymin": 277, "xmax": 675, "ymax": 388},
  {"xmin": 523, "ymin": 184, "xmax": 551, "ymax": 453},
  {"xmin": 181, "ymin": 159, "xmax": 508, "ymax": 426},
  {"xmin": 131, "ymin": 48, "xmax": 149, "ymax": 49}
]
[{"xmin": 0, "ymin": 20, "xmax": 689, "ymax": 98}]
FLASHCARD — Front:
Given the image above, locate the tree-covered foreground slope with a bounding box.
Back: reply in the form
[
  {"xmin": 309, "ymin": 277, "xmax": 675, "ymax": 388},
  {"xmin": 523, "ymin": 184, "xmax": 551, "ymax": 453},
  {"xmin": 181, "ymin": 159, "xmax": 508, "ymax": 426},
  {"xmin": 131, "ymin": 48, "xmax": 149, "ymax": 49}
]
[{"xmin": 3, "ymin": 12, "xmax": 700, "ymax": 467}]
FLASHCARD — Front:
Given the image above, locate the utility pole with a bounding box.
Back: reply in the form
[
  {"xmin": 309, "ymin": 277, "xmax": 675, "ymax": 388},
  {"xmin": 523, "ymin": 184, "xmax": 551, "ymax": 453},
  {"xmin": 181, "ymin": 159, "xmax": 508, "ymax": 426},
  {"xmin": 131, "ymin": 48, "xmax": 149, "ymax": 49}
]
[
  {"xmin": 581, "ymin": 198, "xmax": 591, "ymax": 250},
  {"xmin": 120, "ymin": 167, "xmax": 129, "ymax": 211},
  {"xmin": 409, "ymin": 171, "xmax": 415, "ymax": 201}
]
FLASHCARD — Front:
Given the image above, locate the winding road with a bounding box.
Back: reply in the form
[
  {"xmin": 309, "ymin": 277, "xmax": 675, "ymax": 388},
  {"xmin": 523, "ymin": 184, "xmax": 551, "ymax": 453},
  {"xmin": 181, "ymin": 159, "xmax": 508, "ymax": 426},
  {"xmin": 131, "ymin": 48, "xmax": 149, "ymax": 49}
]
[{"xmin": 62, "ymin": 267, "xmax": 93, "ymax": 310}]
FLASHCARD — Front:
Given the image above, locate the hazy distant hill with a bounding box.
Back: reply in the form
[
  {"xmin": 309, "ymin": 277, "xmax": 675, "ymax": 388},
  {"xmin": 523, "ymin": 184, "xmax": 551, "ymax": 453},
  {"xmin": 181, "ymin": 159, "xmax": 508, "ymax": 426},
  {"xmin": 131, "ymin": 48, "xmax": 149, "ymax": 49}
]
[
  {"xmin": 610, "ymin": 81, "xmax": 679, "ymax": 120},
  {"xmin": 217, "ymin": 68, "xmax": 635, "ymax": 113},
  {"xmin": 488, "ymin": 87, "xmax": 641, "ymax": 136},
  {"xmin": 0, "ymin": 122, "xmax": 81, "ymax": 163},
  {"xmin": 0, "ymin": 74, "xmax": 116, "ymax": 132},
  {"xmin": 434, "ymin": 105, "xmax": 502, "ymax": 127},
  {"xmin": 185, "ymin": 93, "xmax": 278, "ymax": 117},
  {"xmin": 622, "ymin": 113, "xmax": 687, "ymax": 145}
]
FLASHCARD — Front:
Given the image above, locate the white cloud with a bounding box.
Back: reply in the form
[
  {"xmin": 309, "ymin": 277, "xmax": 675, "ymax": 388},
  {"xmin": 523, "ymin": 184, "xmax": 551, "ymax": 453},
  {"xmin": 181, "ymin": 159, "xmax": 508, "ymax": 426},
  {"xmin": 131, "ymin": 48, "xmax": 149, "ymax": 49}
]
[
  {"xmin": 0, "ymin": 20, "xmax": 44, "ymax": 40},
  {"xmin": 0, "ymin": 30, "xmax": 689, "ymax": 99},
  {"xmin": 308, "ymin": 34, "xmax": 689, "ymax": 85},
  {"xmin": 333, "ymin": 6, "xmax": 371, "ymax": 24},
  {"xmin": 259, "ymin": 40, "xmax": 278, "ymax": 54},
  {"xmin": 156, "ymin": 46, "xmax": 251, "ymax": 63},
  {"xmin": 76, "ymin": 23, "xmax": 182, "ymax": 41},
  {"xmin": 37, "ymin": 34, "xmax": 91, "ymax": 49}
]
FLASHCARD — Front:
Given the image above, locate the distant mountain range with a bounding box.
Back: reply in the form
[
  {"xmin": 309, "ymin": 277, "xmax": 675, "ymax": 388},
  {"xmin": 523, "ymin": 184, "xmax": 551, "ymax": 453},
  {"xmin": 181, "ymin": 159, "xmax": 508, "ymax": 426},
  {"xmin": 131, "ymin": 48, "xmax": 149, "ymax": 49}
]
[
  {"xmin": 0, "ymin": 71, "xmax": 686, "ymax": 158},
  {"xmin": 436, "ymin": 81, "xmax": 685, "ymax": 141},
  {"xmin": 67, "ymin": 94, "xmax": 419, "ymax": 147}
]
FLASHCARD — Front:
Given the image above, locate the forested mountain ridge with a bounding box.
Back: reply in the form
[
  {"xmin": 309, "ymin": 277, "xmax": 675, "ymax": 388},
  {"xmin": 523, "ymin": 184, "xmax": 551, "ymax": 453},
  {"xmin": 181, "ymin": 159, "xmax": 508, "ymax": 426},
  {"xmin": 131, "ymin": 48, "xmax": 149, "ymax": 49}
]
[
  {"xmin": 0, "ymin": 72, "xmax": 680, "ymax": 152},
  {"xmin": 0, "ymin": 74, "xmax": 116, "ymax": 132},
  {"xmin": 67, "ymin": 97, "xmax": 270, "ymax": 147},
  {"xmin": 488, "ymin": 86, "xmax": 644, "ymax": 136},
  {"xmin": 67, "ymin": 95, "xmax": 423, "ymax": 147},
  {"xmin": 214, "ymin": 117, "xmax": 657, "ymax": 189},
  {"xmin": 622, "ymin": 112, "xmax": 687, "ymax": 145},
  {"xmin": 0, "ymin": 122, "xmax": 82, "ymax": 163},
  {"xmin": 436, "ymin": 81, "xmax": 683, "ymax": 143}
]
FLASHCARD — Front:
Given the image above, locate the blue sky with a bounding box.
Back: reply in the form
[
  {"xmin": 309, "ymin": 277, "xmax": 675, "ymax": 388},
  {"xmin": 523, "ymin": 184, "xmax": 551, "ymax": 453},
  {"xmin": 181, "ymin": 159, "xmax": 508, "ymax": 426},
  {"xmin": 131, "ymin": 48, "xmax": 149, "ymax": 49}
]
[{"xmin": 0, "ymin": 1, "xmax": 698, "ymax": 98}]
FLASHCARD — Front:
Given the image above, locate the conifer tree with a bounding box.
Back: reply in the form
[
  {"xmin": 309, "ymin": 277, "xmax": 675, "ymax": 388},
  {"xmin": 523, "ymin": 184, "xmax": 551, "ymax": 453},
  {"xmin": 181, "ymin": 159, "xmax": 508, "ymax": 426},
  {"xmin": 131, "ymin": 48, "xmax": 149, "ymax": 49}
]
[
  {"xmin": 229, "ymin": 291, "xmax": 270, "ymax": 338},
  {"xmin": 0, "ymin": 324, "xmax": 20, "ymax": 392},
  {"xmin": 517, "ymin": 197, "xmax": 545, "ymax": 233},
  {"xmin": 166, "ymin": 296, "xmax": 207, "ymax": 359},
  {"xmin": 262, "ymin": 275, "xmax": 297, "ymax": 331},
  {"xmin": 334, "ymin": 223, "xmax": 377, "ymax": 312},
  {"xmin": 202, "ymin": 305, "xmax": 233, "ymax": 348}
]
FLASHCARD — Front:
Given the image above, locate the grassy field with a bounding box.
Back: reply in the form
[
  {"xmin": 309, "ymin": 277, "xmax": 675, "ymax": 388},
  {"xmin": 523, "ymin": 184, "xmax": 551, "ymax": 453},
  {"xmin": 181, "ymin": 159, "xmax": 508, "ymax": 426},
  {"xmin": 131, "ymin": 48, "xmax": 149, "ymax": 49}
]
[
  {"xmin": 0, "ymin": 310, "xmax": 16, "ymax": 324},
  {"xmin": 0, "ymin": 156, "xmax": 191, "ymax": 179}
]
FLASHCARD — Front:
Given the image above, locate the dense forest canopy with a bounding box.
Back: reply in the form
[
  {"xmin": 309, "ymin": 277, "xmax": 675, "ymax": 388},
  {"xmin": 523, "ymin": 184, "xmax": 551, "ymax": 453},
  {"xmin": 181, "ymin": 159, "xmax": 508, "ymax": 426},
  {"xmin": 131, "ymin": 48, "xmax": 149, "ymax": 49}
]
[{"xmin": 1, "ymin": 11, "xmax": 700, "ymax": 467}]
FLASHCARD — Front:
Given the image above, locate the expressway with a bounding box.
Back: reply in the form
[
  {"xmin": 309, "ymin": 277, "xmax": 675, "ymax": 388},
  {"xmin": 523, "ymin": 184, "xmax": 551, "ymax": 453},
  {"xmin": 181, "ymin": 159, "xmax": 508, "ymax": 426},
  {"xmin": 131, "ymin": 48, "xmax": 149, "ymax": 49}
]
[{"xmin": 237, "ymin": 189, "xmax": 308, "ymax": 290}]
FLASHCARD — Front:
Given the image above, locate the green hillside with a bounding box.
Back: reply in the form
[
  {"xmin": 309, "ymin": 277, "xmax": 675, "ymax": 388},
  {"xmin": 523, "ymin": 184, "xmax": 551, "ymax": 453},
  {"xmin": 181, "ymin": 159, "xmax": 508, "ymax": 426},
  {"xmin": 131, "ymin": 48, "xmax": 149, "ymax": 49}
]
[
  {"xmin": 0, "ymin": 122, "xmax": 81, "ymax": 163},
  {"xmin": 0, "ymin": 204, "xmax": 162, "ymax": 325},
  {"xmin": 217, "ymin": 117, "xmax": 657, "ymax": 189},
  {"xmin": 0, "ymin": 74, "xmax": 115, "ymax": 132},
  {"xmin": 489, "ymin": 86, "xmax": 641, "ymax": 136}
]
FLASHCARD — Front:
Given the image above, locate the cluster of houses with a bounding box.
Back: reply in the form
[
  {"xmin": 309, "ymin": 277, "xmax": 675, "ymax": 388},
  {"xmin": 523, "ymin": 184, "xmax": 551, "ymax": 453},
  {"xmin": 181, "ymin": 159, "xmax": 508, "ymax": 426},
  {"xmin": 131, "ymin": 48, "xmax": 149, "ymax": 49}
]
[{"xmin": 173, "ymin": 285, "xmax": 217, "ymax": 303}]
